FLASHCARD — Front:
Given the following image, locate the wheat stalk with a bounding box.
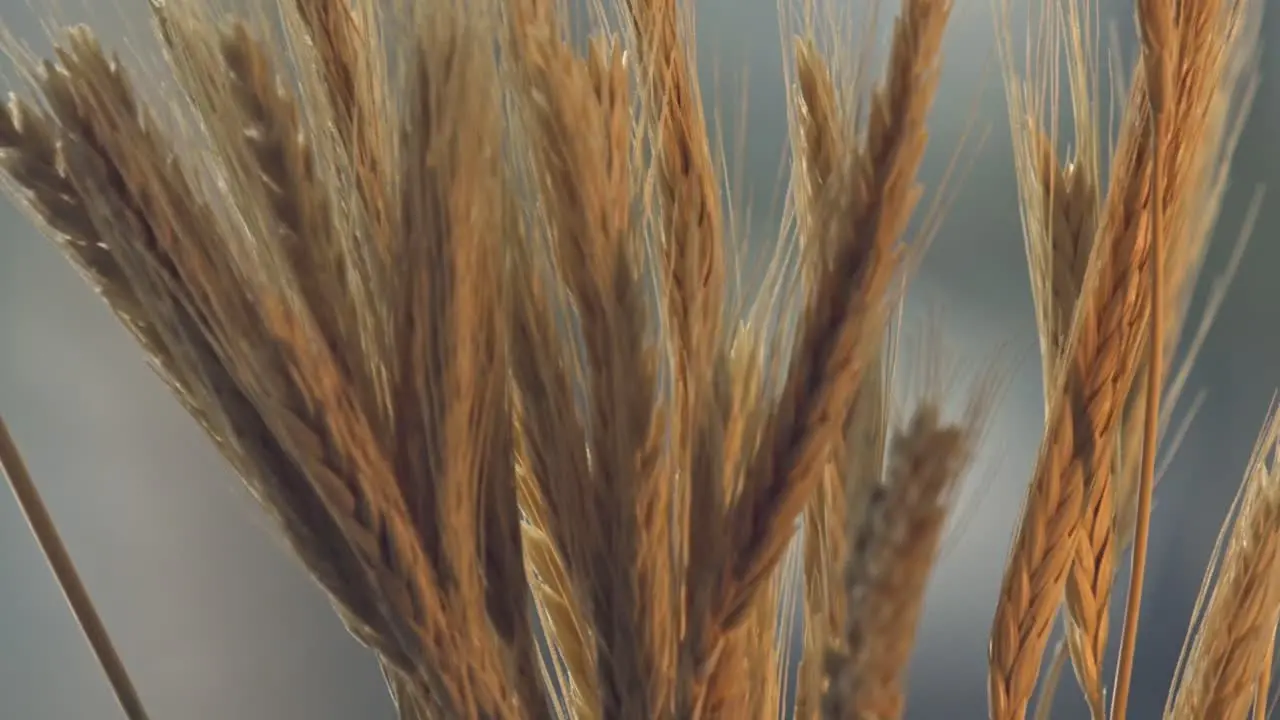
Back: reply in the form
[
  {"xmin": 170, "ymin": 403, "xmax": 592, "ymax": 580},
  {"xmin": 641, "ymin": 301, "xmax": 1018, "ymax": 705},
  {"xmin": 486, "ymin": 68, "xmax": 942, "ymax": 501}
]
[{"xmin": 0, "ymin": 417, "xmax": 151, "ymax": 720}]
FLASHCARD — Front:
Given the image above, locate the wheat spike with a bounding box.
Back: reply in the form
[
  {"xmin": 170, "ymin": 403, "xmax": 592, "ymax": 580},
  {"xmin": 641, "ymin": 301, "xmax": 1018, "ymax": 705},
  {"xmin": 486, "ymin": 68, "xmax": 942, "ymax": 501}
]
[
  {"xmin": 1170, "ymin": 411, "xmax": 1280, "ymax": 720},
  {"xmin": 987, "ymin": 56, "xmax": 1155, "ymax": 720},
  {"xmin": 823, "ymin": 378, "xmax": 987, "ymax": 719}
]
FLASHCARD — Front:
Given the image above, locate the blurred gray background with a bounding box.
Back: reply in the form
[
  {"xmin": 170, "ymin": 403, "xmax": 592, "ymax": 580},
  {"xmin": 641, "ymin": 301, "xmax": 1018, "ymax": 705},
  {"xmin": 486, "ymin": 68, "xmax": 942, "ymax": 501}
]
[{"xmin": 1, "ymin": 0, "xmax": 1277, "ymax": 718}]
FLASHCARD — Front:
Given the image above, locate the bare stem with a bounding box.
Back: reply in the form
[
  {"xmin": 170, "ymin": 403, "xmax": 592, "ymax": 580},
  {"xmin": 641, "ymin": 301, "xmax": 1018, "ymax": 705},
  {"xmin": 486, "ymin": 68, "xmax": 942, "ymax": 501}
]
[
  {"xmin": 1110, "ymin": 103, "xmax": 1165, "ymax": 720},
  {"xmin": 0, "ymin": 415, "xmax": 150, "ymax": 720}
]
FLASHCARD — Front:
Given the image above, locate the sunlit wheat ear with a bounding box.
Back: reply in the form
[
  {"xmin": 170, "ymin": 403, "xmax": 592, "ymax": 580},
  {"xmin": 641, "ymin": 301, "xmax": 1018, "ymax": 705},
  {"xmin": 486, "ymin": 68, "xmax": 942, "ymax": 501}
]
[
  {"xmin": 1114, "ymin": 0, "xmax": 1261, "ymax": 715},
  {"xmin": 1168, "ymin": 408, "xmax": 1280, "ymax": 720},
  {"xmin": 991, "ymin": 0, "xmax": 1263, "ymax": 714},
  {"xmin": 988, "ymin": 53, "xmax": 1153, "ymax": 720},
  {"xmin": 998, "ymin": 3, "xmax": 1118, "ymax": 714},
  {"xmin": 996, "ymin": 3, "xmax": 1105, "ymax": 712},
  {"xmin": 508, "ymin": 225, "xmax": 600, "ymax": 718}
]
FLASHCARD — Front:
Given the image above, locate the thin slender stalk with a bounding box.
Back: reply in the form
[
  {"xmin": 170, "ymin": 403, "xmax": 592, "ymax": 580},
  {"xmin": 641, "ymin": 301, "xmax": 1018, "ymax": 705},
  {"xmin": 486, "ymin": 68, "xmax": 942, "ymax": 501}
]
[
  {"xmin": 1110, "ymin": 104, "xmax": 1166, "ymax": 720},
  {"xmin": 0, "ymin": 415, "xmax": 151, "ymax": 720}
]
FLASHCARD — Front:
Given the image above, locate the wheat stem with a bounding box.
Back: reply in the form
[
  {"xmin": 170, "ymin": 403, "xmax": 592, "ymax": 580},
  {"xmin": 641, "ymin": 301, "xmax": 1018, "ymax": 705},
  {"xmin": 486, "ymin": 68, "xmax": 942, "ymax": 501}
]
[
  {"xmin": 1111, "ymin": 0, "xmax": 1173, "ymax": 714},
  {"xmin": 1109, "ymin": 111, "xmax": 1162, "ymax": 720},
  {"xmin": 0, "ymin": 415, "xmax": 151, "ymax": 720}
]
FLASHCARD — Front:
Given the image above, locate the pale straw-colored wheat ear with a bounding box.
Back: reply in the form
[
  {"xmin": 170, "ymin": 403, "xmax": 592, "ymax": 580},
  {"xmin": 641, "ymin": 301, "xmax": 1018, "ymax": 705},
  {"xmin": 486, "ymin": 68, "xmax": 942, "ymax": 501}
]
[{"xmin": 1166, "ymin": 406, "xmax": 1280, "ymax": 720}]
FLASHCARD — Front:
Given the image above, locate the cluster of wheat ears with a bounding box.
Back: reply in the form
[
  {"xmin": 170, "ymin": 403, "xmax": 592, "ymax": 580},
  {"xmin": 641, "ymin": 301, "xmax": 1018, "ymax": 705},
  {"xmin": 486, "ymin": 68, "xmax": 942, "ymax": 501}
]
[{"xmin": 0, "ymin": 0, "xmax": 1274, "ymax": 717}]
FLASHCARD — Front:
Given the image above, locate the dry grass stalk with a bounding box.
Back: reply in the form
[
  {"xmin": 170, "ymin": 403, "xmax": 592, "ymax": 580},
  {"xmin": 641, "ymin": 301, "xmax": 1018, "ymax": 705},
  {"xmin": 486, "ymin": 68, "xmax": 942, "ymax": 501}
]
[
  {"xmin": 0, "ymin": 417, "xmax": 151, "ymax": 720},
  {"xmin": 1110, "ymin": 0, "xmax": 1176, "ymax": 714},
  {"xmin": 1114, "ymin": 1, "xmax": 1259, "ymax": 715}
]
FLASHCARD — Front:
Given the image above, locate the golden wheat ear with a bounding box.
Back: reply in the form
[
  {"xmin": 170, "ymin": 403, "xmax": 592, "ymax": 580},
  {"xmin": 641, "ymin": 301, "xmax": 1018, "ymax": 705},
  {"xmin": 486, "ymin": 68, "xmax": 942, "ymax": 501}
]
[
  {"xmin": 1167, "ymin": 406, "xmax": 1280, "ymax": 720},
  {"xmin": 779, "ymin": 1, "xmax": 951, "ymax": 717},
  {"xmin": 505, "ymin": 0, "xmax": 678, "ymax": 714},
  {"xmin": 0, "ymin": 418, "xmax": 151, "ymax": 720},
  {"xmin": 989, "ymin": 0, "xmax": 1261, "ymax": 713}
]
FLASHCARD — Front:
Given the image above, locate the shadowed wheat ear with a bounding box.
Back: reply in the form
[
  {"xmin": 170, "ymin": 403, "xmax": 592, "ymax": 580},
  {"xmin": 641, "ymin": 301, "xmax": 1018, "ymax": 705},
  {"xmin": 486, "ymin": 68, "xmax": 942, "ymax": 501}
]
[
  {"xmin": 0, "ymin": 25, "xmax": 411, "ymax": 695},
  {"xmin": 789, "ymin": 29, "xmax": 878, "ymax": 720},
  {"xmin": 504, "ymin": 0, "xmax": 677, "ymax": 715},
  {"xmin": 822, "ymin": 332, "xmax": 999, "ymax": 719},
  {"xmin": 1, "ymin": 0, "xmax": 957, "ymax": 716},
  {"xmin": 3, "ymin": 2, "xmax": 556, "ymax": 715},
  {"xmin": 718, "ymin": 2, "xmax": 952, "ymax": 719},
  {"xmin": 288, "ymin": 0, "xmax": 391, "ymax": 241},
  {"xmin": 778, "ymin": 1, "xmax": 954, "ymax": 716}
]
